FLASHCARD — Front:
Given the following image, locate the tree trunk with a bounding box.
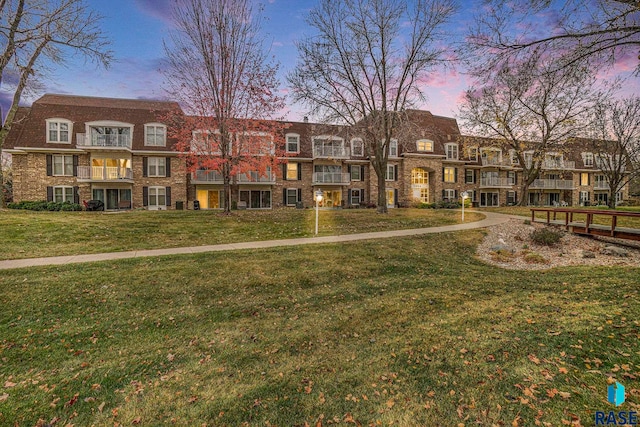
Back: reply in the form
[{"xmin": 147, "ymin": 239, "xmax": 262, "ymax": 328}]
[
  {"xmin": 376, "ymin": 172, "xmax": 388, "ymax": 214},
  {"xmin": 517, "ymin": 182, "xmax": 530, "ymax": 207}
]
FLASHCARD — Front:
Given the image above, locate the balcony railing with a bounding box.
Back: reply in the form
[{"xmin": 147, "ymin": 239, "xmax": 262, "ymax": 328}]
[
  {"xmin": 191, "ymin": 170, "xmax": 224, "ymax": 183},
  {"xmin": 480, "ymin": 157, "xmax": 511, "ymax": 167},
  {"xmin": 313, "ymin": 146, "xmax": 350, "ymax": 158},
  {"xmin": 77, "ymin": 166, "xmax": 132, "ymax": 180},
  {"xmin": 594, "ymin": 181, "xmax": 610, "ymax": 190},
  {"xmin": 312, "ymin": 172, "xmax": 350, "ymax": 184},
  {"xmin": 542, "ymin": 160, "xmax": 576, "ymax": 170},
  {"xmin": 236, "ymin": 172, "xmax": 276, "ymax": 184},
  {"xmin": 529, "ymin": 179, "xmax": 574, "ymax": 190},
  {"xmin": 479, "ymin": 177, "xmax": 515, "ymax": 187},
  {"xmin": 77, "ymin": 133, "xmax": 132, "ymax": 149}
]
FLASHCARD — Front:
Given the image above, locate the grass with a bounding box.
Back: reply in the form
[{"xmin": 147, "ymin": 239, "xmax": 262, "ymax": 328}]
[
  {"xmin": 0, "ymin": 231, "xmax": 638, "ymax": 426},
  {"xmin": 0, "ymin": 208, "xmax": 483, "ymax": 260}
]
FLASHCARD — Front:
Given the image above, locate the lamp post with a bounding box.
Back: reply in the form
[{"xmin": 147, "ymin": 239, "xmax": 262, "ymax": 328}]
[
  {"xmin": 460, "ymin": 191, "xmax": 469, "ymax": 222},
  {"xmin": 315, "ymin": 190, "xmax": 323, "ymax": 235}
]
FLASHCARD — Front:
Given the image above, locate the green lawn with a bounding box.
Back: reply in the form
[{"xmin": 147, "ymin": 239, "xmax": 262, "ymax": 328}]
[
  {"xmin": 0, "ymin": 231, "xmax": 638, "ymax": 426},
  {"xmin": 0, "ymin": 208, "xmax": 482, "ymax": 260}
]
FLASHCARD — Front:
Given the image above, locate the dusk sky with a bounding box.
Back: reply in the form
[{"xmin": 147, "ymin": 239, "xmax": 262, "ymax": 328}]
[{"xmin": 5, "ymin": 0, "xmax": 640, "ymax": 125}]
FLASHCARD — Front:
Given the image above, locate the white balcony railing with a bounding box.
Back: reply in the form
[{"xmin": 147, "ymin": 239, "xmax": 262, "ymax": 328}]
[
  {"xmin": 313, "ymin": 146, "xmax": 350, "ymax": 158},
  {"xmin": 312, "ymin": 172, "xmax": 350, "ymax": 184},
  {"xmin": 76, "ymin": 133, "xmax": 132, "ymax": 149},
  {"xmin": 594, "ymin": 181, "xmax": 610, "ymax": 190},
  {"xmin": 191, "ymin": 170, "xmax": 224, "ymax": 183},
  {"xmin": 236, "ymin": 172, "xmax": 276, "ymax": 184},
  {"xmin": 77, "ymin": 166, "xmax": 132, "ymax": 180},
  {"xmin": 542, "ymin": 160, "xmax": 576, "ymax": 170},
  {"xmin": 480, "ymin": 157, "xmax": 510, "ymax": 167},
  {"xmin": 479, "ymin": 177, "xmax": 515, "ymax": 187},
  {"xmin": 529, "ymin": 179, "xmax": 574, "ymax": 190}
]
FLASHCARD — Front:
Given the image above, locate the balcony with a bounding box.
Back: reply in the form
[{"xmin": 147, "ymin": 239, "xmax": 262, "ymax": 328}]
[
  {"xmin": 594, "ymin": 181, "xmax": 610, "ymax": 190},
  {"xmin": 191, "ymin": 170, "xmax": 224, "ymax": 184},
  {"xmin": 236, "ymin": 171, "xmax": 276, "ymax": 184},
  {"xmin": 542, "ymin": 160, "xmax": 576, "ymax": 170},
  {"xmin": 77, "ymin": 166, "xmax": 133, "ymax": 181},
  {"xmin": 77, "ymin": 133, "xmax": 131, "ymax": 149},
  {"xmin": 312, "ymin": 172, "xmax": 350, "ymax": 185},
  {"xmin": 529, "ymin": 179, "xmax": 574, "ymax": 190},
  {"xmin": 313, "ymin": 146, "xmax": 350, "ymax": 159},
  {"xmin": 479, "ymin": 177, "xmax": 515, "ymax": 188},
  {"xmin": 480, "ymin": 157, "xmax": 511, "ymax": 167}
]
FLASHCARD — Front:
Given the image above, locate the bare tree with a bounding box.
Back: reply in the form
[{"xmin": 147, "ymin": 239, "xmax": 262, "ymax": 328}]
[
  {"xmin": 288, "ymin": 0, "xmax": 457, "ymax": 213},
  {"xmin": 163, "ymin": 0, "xmax": 285, "ymax": 213},
  {"xmin": 0, "ymin": 0, "xmax": 112, "ymax": 207},
  {"xmin": 587, "ymin": 96, "xmax": 640, "ymax": 208},
  {"xmin": 459, "ymin": 51, "xmax": 603, "ymax": 206},
  {"xmin": 465, "ymin": 0, "xmax": 640, "ymax": 75}
]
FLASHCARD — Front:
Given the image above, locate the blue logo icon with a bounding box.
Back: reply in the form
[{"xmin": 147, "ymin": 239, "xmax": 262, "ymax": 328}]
[{"xmin": 608, "ymin": 382, "xmax": 625, "ymax": 407}]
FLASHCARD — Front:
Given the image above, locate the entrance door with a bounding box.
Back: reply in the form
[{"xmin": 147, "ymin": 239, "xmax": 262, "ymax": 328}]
[
  {"xmin": 106, "ymin": 189, "xmax": 119, "ymax": 210},
  {"xmin": 411, "ymin": 168, "xmax": 429, "ymax": 202},
  {"xmin": 208, "ymin": 191, "xmax": 220, "ymax": 209},
  {"xmin": 480, "ymin": 192, "xmax": 499, "ymax": 207}
]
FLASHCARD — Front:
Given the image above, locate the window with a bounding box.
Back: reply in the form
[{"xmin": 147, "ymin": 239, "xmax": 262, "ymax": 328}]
[
  {"xmin": 579, "ymin": 191, "xmax": 590, "ymax": 205},
  {"xmin": 416, "ymin": 139, "xmax": 433, "ymax": 152},
  {"xmin": 510, "ymin": 150, "xmax": 519, "ymax": 165},
  {"xmin": 240, "ymin": 190, "xmax": 271, "ymax": 209},
  {"xmin": 465, "ymin": 169, "xmax": 475, "ymax": 184},
  {"xmin": 148, "ymin": 187, "xmax": 166, "ymax": 208},
  {"xmin": 286, "ymin": 133, "xmax": 300, "ymax": 153},
  {"xmin": 148, "ymin": 157, "xmax": 166, "ymax": 177},
  {"xmin": 580, "ymin": 172, "xmax": 590, "ymax": 186},
  {"xmin": 443, "ymin": 189, "xmax": 456, "ymax": 201},
  {"xmin": 145, "ymin": 124, "xmax": 166, "ymax": 146},
  {"xmin": 507, "ymin": 191, "xmax": 517, "ymax": 205},
  {"xmin": 285, "ymin": 188, "xmax": 299, "ymax": 206},
  {"xmin": 350, "ymin": 165, "xmax": 361, "ymax": 181},
  {"xmin": 54, "ymin": 186, "xmax": 74, "ymax": 203},
  {"xmin": 286, "ymin": 163, "xmax": 299, "ymax": 180},
  {"xmin": 53, "ymin": 155, "xmax": 74, "ymax": 176},
  {"xmin": 583, "ymin": 152, "xmax": 594, "ymax": 167},
  {"xmin": 389, "ymin": 139, "xmax": 398, "ymax": 157},
  {"xmin": 507, "ymin": 171, "xmax": 516, "ymax": 185},
  {"xmin": 385, "ymin": 164, "xmax": 396, "ymax": 181},
  {"xmin": 350, "ymin": 189, "xmax": 362, "ymax": 205},
  {"xmin": 351, "ymin": 138, "xmax": 364, "ymax": 157},
  {"xmin": 46, "ymin": 119, "xmax": 72, "ymax": 143},
  {"xmin": 467, "ymin": 147, "xmax": 478, "ymax": 161},
  {"xmin": 443, "ymin": 166, "xmax": 456, "ymax": 183},
  {"xmin": 445, "ymin": 143, "xmax": 458, "ymax": 160}
]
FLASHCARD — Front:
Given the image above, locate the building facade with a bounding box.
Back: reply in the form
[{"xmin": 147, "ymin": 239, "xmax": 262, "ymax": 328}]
[{"xmin": 4, "ymin": 94, "xmax": 629, "ymax": 209}]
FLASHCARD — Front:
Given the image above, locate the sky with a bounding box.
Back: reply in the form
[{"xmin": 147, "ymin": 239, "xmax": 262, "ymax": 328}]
[{"xmin": 2, "ymin": 0, "xmax": 638, "ymax": 124}]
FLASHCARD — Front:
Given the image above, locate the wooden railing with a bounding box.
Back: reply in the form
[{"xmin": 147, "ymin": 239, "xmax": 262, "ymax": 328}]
[{"xmin": 530, "ymin": 208, "xmax": 640, "ymax": 241}]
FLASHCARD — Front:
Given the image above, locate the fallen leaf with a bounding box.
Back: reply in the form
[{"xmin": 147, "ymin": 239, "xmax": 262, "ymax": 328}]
[
  {"xmin": 386, "ymin": 398, "xmax": 395, "ymax": 408},
  {"xmin": 0, "ymin": 393, "xmax": 8, "ymax": 401},
  {"xmin": 558, "ymin": 367, "xmax": 568, "ymax": 374},
  {"xmin": 4, "ymin": 381, "xmax": 16, "ymax": 388},
  {"xmin": 558, "ymin": 391, "xmax": 571, "ymax": 399},
  {"xmin": 98, "ymin": 402, "xmax": 105, "ymax": 413},
  {"xmin": 132, "ymin": 417, "xmax": 142, "ymax": 424},
  {"xmin": 167, "ymin": 353, "xmax": 175, "ymax": 362},
  {"xmin": 65, "ymin": 394, "xmax": 79, "ymax": 407},
  {"xmin": 528, "ymin": 354, "xmax": 540, "ymax": 365}
]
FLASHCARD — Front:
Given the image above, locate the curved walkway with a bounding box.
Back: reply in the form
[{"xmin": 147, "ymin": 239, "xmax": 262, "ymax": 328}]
[{"xmin": 0, "ymin": 211, "xmax": 513, "ymax": 271}]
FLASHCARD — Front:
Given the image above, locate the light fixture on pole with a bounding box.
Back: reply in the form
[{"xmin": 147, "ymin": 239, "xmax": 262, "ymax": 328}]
[
  {"xmin": 315, "ymin": 190, "xmax": 324, "ymax": 235},
  {"xmin": 460, "ymin": 191, "xmax": 469, "ymax": 222}
]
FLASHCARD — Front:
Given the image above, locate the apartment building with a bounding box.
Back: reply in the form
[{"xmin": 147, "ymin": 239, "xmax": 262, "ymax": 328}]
[{"xmin": 4, "ymin": 94, "xmax": 628, "ymax": 209}]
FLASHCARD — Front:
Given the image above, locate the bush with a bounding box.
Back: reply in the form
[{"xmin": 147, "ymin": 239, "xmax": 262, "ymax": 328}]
[
  {"xmin": 529, "ymin": 227, "xmax": 563, "ymax": 246},
  {"xmin": 523, "ymin": 252, "xmax": 549, "ymax": 264},
  {"xmin": 7, "ymin": 200, "xmax": 83, "ymax": 211}
]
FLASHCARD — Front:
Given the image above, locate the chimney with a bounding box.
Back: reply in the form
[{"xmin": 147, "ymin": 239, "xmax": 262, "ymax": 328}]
[{"xmin": 303, "ymin": 116, "xmax": 309, "ymax": 123}]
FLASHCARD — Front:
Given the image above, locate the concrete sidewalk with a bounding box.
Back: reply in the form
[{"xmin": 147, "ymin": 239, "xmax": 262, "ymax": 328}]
[{"xmin": 0, "ymin": 211, "xmax": 512, "ymax": 271}]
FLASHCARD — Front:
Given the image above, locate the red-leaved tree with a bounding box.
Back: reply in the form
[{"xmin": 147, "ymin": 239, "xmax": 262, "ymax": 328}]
[{"xmin": 163, "ymin": 0, "xmax": 286, "ymax": 212}]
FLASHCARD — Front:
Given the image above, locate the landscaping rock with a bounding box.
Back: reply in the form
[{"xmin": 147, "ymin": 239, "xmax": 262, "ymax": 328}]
[
  {"xmin": 601, "ymin": 246, "xmax": 629, "ymax": 257},
  {"xmin": 581, "ymin": 250, "xmax": 596, "ymax": 259},
  {"xmin": 490, "ymin": 244, "xmax": 514, "ymax": 253}
]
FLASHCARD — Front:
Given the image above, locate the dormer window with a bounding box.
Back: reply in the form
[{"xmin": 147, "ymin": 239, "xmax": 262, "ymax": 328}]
[
  {"xmin": 583, "ymin": 152, "xmax": 594, "ymax": 167},
  {"xmin": 286, "ymin": 133, "xmax": 300, "ymax": 153},
  {"xmin": 510, "ymin": 149, "xmax": 519, "ymax": 165},
  {"xmin": 145, "ymin": 123, "xmax": 166, "ymax": 147},
  {"xmin": 351, "ymin": 138, "xmax": 364, "ymax": 157},
  {"xmin": 445, "ymin": 143, "xmax": 458, "ymax": 160},
  {"xmin": 468, "ymin": 147, "xmax": 478, "ymax": 161},
  {"xmin": 46, "ymin": 118, "xmax": 72, "ymax": 144},
  {"xmin": 389, "ymin": 139, "xmax": 398, "ymax": 157},
  {"xmin": 416, "ymin": 139, "xmax": 433, "ymax": 152}
]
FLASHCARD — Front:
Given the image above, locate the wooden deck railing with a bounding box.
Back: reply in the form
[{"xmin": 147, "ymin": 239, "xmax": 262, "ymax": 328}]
[{"xmin": 530, "ymin": 208, "xmax": 640, "ymax": 241}]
